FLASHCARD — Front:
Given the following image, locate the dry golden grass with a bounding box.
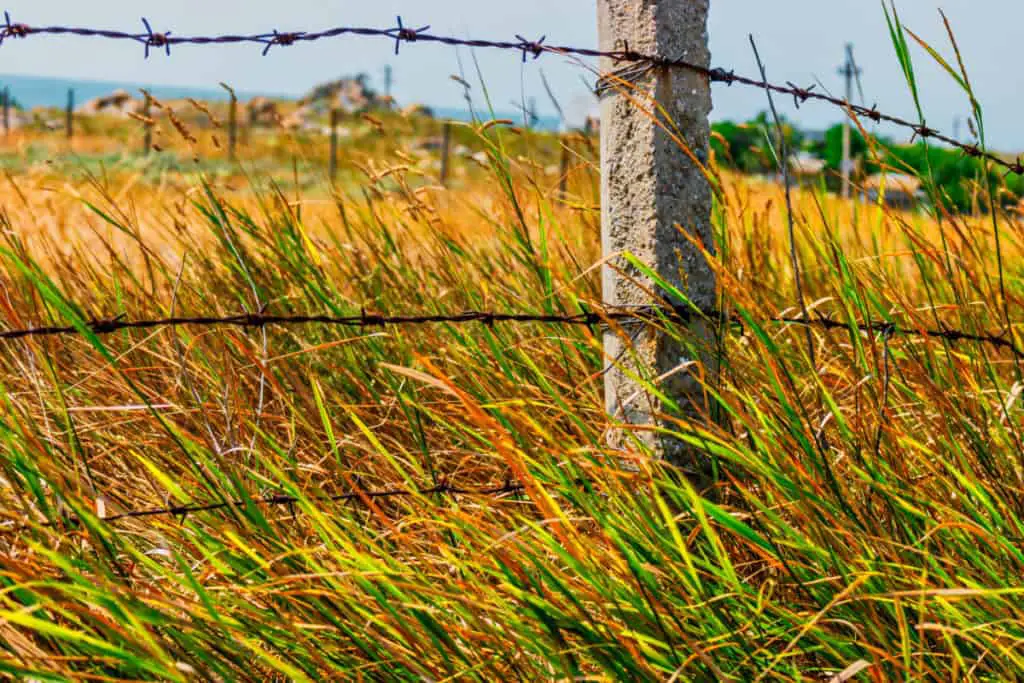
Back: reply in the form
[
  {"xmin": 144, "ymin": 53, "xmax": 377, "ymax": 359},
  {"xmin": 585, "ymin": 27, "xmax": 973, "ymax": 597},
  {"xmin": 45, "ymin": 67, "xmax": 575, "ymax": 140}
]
[{"xmin": 0, "ymin": 107, "xmax": 1022, "ymax": 680}]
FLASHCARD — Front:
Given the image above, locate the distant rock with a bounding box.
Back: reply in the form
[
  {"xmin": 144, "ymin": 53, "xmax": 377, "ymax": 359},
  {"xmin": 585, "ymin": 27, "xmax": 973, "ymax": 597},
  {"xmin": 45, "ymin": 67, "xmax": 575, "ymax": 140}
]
[
  {"xmin": 78, "ymin": 89, "xmax": 143, "ymax": 116},
  {"xmin": 401, "ymin": 103, "xmax": 434, "ymax": 119},
  {"xmin": 299, "ymin": 76, "xmax": 387, "ymax": 114},
  {"xmin": 247, "ymin": 97, "xmax": 280, "ymax": 126},
  {"xmin": 280, "ymin": 105, "xmax": 313, "ymax": 130}
]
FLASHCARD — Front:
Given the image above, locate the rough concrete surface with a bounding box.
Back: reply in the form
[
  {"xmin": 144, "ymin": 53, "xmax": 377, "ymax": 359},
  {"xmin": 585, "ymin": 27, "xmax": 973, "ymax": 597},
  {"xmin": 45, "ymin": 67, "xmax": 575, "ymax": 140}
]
[{"xmin": 597, "ymin": 0, "xmax": 717, "ymax": 469}]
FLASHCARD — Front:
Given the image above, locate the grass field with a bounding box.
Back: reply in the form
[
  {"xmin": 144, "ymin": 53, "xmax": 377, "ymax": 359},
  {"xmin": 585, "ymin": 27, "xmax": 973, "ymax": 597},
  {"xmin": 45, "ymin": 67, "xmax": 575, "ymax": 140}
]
[{"xmin": 0, "ymin": 84, "xmax": 1023, "ymax": 681}]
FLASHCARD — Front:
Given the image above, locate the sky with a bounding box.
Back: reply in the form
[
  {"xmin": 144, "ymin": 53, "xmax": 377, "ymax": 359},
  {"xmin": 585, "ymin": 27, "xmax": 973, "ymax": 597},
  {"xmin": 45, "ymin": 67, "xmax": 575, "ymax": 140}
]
[{"xmin": 2, "ymin": 1, "xmax": 1022, "ymax": 149}]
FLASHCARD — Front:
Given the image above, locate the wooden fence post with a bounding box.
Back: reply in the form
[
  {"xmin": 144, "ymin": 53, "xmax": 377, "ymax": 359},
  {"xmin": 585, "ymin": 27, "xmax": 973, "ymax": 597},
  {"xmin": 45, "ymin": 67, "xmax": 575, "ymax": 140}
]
[
  {"xmin": 242, "ymin": 101, "xmax": 252, "ymax": 147},
  {"xmin": 227, "ymin": 93, "xmax": 238, "ymax": 160},
  {"xmin": 439, "ymin": 121, "xmax": 452, "ymax": 187},
  {"xmin": 558, "ymin": 138, "xmax": 570, "ymax": 196},
  {"xmin": 66, "ymin": 88, "xmax": 74, "ymax": 142},
  {"xmin": 142, "ymin": 97, "xmax": 152, "ymax": 155},
  {"xmin": 328, "ymin": 108, "xmax": 339, "ymax": 181},
  {"xmin": 597, "ymin": 0, "xmax": 717, "ymax": 469}
]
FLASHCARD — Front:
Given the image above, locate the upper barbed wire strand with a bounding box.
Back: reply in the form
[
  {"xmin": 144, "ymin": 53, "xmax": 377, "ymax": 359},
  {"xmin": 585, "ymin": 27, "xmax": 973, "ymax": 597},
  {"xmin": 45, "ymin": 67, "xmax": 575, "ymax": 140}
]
[{"xmin": 0, "ymin": 12, "xmax": 1019, "ymax": 174}]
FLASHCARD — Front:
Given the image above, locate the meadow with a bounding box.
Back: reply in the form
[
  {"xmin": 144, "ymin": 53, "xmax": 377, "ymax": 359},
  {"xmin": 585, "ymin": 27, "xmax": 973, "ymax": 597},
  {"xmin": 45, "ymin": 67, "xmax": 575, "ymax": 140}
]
[{"xmin": 0, "ymin": 88, "xmax": 1022, "ymax": 681}]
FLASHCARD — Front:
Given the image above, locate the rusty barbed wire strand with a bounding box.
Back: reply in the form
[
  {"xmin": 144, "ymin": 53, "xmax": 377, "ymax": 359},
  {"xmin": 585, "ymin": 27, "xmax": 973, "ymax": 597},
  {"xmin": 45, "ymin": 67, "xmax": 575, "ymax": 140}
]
[
  {"xmin": 772, "ymin": 315, "xmax": 1024, "ymax": 358},
  {"xmin": 0, "ymin": 309, "xmax": 615, "ymax": 339},
  {"xmin": 1, "ymin": 12, "xmax": 1019, "ymax": 175},
  {"xmin": 0, "ymin": 306, "xmax": 1018, "ymax": 537},
  {"xmin": 0, "ymin": 480, "xmax": 530, "ymax": 538},
  {"xmin": 0, "ymin": 304, "xmax": 1019, "ymax": 538},
  {"xmin": 0, "ymin": 306, "xmax": 1020, "ymax": 358}
]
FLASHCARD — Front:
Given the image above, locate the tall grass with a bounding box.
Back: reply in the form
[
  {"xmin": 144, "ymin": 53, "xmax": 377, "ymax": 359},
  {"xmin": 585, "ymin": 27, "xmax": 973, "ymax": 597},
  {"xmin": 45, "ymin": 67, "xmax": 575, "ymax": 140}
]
[{"xmin": 1, "ymin": 30, "xmax": 1024, "ymax": 681}]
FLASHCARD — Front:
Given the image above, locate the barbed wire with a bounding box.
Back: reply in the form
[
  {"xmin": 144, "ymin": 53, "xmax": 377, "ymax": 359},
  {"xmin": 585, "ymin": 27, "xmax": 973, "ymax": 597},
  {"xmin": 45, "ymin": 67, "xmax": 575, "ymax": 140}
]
[
  {"xmin": 0, "ymin": 306, "xmax": 1020, "ymax": 358},
  {"xmin": 1, "ymin": 13, "xmax": 1019, "ymax": 175},
  {"xmin": 0, "ymin": 480, "xmax": 529, "ymax": 538},
  {"xmin": 0, "ymin": 309, "xmax": 613, "ymax": 340},
  {"xmin": 0, "ymin": 303, "xmax": 1020, "ymax": 539}
]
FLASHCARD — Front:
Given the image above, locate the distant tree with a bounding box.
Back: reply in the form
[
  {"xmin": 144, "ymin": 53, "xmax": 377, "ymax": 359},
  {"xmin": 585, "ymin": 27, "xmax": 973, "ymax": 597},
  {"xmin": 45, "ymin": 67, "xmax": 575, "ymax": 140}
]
[
  {"xmin": 0, "ymin": 91, "xmax": 23, "ymax": 110},
  {"xmin": 807, "ymin": 124, "xmax": 870, "ymax": 172},
  {"xmin": 882, "ymin": 141, "xmax": 1006, "ymax": 213},
  {"xmin": 354, "ymin": 73, "xmax": 378, "ymax": 99},
  {"xmin": 711, "ymin": 120, "xmax": 770, "ymax": 173},
  {"xmin": 711, "ymin": 111, "xmax": 802, "ymax": 174},
  {"xmin": 712, "ymin": 114, "xmax": 1022, "ymax": 213}
]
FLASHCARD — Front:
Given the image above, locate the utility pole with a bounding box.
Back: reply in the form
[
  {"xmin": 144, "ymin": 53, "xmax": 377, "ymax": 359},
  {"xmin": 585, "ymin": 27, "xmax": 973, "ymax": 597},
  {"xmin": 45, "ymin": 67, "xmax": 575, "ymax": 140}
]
[
  {"xmin": 383, "ymin": 65, "xmax": 393, "ymax": 110},
  {"xmin": 597, "ymin": 0, "xmax": 716, "ymax": 472},
  {"xmin": 838, "ymin": 43, "xmax": 861, "ymax": 199}
]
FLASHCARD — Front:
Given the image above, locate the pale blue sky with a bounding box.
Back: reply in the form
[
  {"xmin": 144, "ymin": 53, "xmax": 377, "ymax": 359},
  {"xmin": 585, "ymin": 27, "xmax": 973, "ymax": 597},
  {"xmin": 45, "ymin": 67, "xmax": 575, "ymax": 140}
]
[{"xmin": 3, "ymin": 1, "xmax": 1022, "ymax": 148}]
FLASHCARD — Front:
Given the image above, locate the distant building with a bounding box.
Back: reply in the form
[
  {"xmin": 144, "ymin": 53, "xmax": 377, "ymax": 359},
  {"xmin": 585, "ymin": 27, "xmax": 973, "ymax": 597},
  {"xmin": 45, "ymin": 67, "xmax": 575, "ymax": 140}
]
[
  {"xmin": 861, "ymin": 173, "xmax": 923, "ymax": 209},
  {"xmin": 788, "ymin": 152, "xmax": 826, "ymax": 181}
]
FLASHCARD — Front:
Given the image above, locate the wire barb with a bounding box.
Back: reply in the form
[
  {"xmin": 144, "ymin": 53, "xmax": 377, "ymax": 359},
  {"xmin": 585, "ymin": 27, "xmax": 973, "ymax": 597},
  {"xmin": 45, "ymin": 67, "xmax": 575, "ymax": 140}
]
[
  {"xmin": 785, "ymin": 81, "xmax": 816, "ymax": 109},
  {"xmin": 390, "ymin": 16, "xmax": 429, "ymax": 55},
  {"xmin": 515, "ymin": 34, "xmax": 546, "ymax": 62},
  {"xmin": 141, "ymin": 17, "xmax": 171, "ymax": 58},
  {"xmin": 88, "ymin": 313, "xmax": 128, "ymax": 334},
  {"xmin": 261, "ymin": 29, "xmax": 304, "ymax": 56},
  {"xmin": 707, "ymin": 67, "xmax": 737, "ymax": 85},
  {"xmin": 0, "ymin": 11, "xmax": 29, "ymax": 45}
]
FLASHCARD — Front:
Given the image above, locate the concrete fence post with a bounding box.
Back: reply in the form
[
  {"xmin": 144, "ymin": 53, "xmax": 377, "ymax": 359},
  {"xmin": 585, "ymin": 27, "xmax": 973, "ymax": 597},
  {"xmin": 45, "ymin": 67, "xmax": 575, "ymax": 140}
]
[{"xmin": 597, "ymin": 0, "xmax": 717, "ymax": 469}]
